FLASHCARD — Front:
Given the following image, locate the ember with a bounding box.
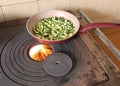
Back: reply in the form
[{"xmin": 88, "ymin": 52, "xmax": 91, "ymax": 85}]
[{"xmin": 29, "ymin": 44, "xmax": 53, "ymax": 61}]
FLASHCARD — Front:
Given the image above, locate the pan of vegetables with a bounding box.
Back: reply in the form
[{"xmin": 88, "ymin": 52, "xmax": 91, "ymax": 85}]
[{"xmin": 26, "ymin": 10, "xmax": 120, "ymax": 44}]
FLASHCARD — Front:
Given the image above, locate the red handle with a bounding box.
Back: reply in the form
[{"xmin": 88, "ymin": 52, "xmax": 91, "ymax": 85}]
[{"xmin": 80, "ymin": 23, "xmax": 120, "ymax": 34}]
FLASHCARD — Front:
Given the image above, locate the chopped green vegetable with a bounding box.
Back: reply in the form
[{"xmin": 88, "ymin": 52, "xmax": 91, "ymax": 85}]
[{"xmin": 33, "ymin": 17, "xmax": 75, "ymax": 40}]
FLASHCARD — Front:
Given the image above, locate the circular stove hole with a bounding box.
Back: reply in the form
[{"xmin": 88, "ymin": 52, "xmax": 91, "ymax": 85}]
[
  {"xmin": 56, "ymin": 61, "xmax": 60, "ymax": 65},
  {"xmin": 29, "ymin": 44, "xmax": 53, "ymax": 62}
]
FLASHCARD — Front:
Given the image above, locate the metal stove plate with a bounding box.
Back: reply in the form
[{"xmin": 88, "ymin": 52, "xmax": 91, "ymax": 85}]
[
  {"xmin": 0, "ymin": 31, "xmax": 61, "ymax": 86},
  {"xmin": 43, "ymin": 52, "xmax": 72, "ymax": 77}
]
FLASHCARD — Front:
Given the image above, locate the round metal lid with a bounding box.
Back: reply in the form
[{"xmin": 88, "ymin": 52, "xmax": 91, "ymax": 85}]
[{"xmin": 42, "ymin": 52, "xmax": 72, "ymax": 77}]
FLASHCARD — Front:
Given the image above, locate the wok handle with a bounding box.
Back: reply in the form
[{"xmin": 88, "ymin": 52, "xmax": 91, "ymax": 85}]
[{"xmin": 80, "ymin": 23, "xmax": 120, "ymax": 34}]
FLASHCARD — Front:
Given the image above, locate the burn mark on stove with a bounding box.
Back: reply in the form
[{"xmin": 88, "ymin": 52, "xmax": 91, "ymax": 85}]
[
  {"xmin": 83, "ymin": 70, "xmax": 96, "ymax": 79},
  {"xmin": 109, "ymin": 65, "xmax": 115, "ymax": 70},
  {"xmin": 87, "ymin": 61, "xmax": 91, "ymax": 65},
  {"xmin": 102, "ymin": 72, "xmax": 109, "ymax": 81},
  {"xmin": 88, "ymin": 80, "xmax": 101, "ymax": 86},
  {"xmin": 117, "ymin": 71, "xmax": 120, "ymax": 75},
  {"xmin": 78, "ymin": 76, "xmax": 81, "ymax": 80},
  {"xmin": 58, "ymin": 77, "xmax": 70, "ymax": 85},
  {"xmin": 84, "ymin": 73, "xmax": 89, "ymax": 78},
  {"xmin": 90, "ymin": 70, "xmax": 96, "ymax": 78}
]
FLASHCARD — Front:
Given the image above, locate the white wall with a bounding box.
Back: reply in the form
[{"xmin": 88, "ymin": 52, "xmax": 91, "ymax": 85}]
[{"xmin": 0, "ymin": 0, "xmax": 120, "ymax": 23}]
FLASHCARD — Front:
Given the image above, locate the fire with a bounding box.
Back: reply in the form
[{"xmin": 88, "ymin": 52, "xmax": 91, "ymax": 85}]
[{"xmin": 29, "ymin": 44, "xmax": 53, "ymax": 61}]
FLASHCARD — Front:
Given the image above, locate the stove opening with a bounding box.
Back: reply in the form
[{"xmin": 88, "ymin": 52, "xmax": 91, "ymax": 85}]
[{"xmin": 29, "ymin": 44, "xmax": 53, "ymax": 61}]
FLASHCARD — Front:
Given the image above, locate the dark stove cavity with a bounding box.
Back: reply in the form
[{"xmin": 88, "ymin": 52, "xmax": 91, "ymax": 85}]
[{"xmin": 43, "ymin": 52, "xmax": 72, "ymax": 77}]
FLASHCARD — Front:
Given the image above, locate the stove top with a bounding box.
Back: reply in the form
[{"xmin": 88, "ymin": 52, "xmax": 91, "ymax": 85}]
[
  {"xmin": 0, "ymin": 23, "xmax": 109, "ymax": 86},
  {"xmin": 0, "ymin": 8, "xmax": 112, "ymax": 85}
]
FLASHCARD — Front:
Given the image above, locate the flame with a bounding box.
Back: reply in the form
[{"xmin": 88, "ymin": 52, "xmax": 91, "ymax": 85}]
[{"xmin": 29, "ymin": 44, "xmax": 53, "ymax": 61}]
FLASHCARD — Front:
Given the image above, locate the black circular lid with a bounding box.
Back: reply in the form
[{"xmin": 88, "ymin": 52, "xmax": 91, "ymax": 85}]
[{"xmin": 42, "ymin": 52, "xmax": 72, "ymax": 77}]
